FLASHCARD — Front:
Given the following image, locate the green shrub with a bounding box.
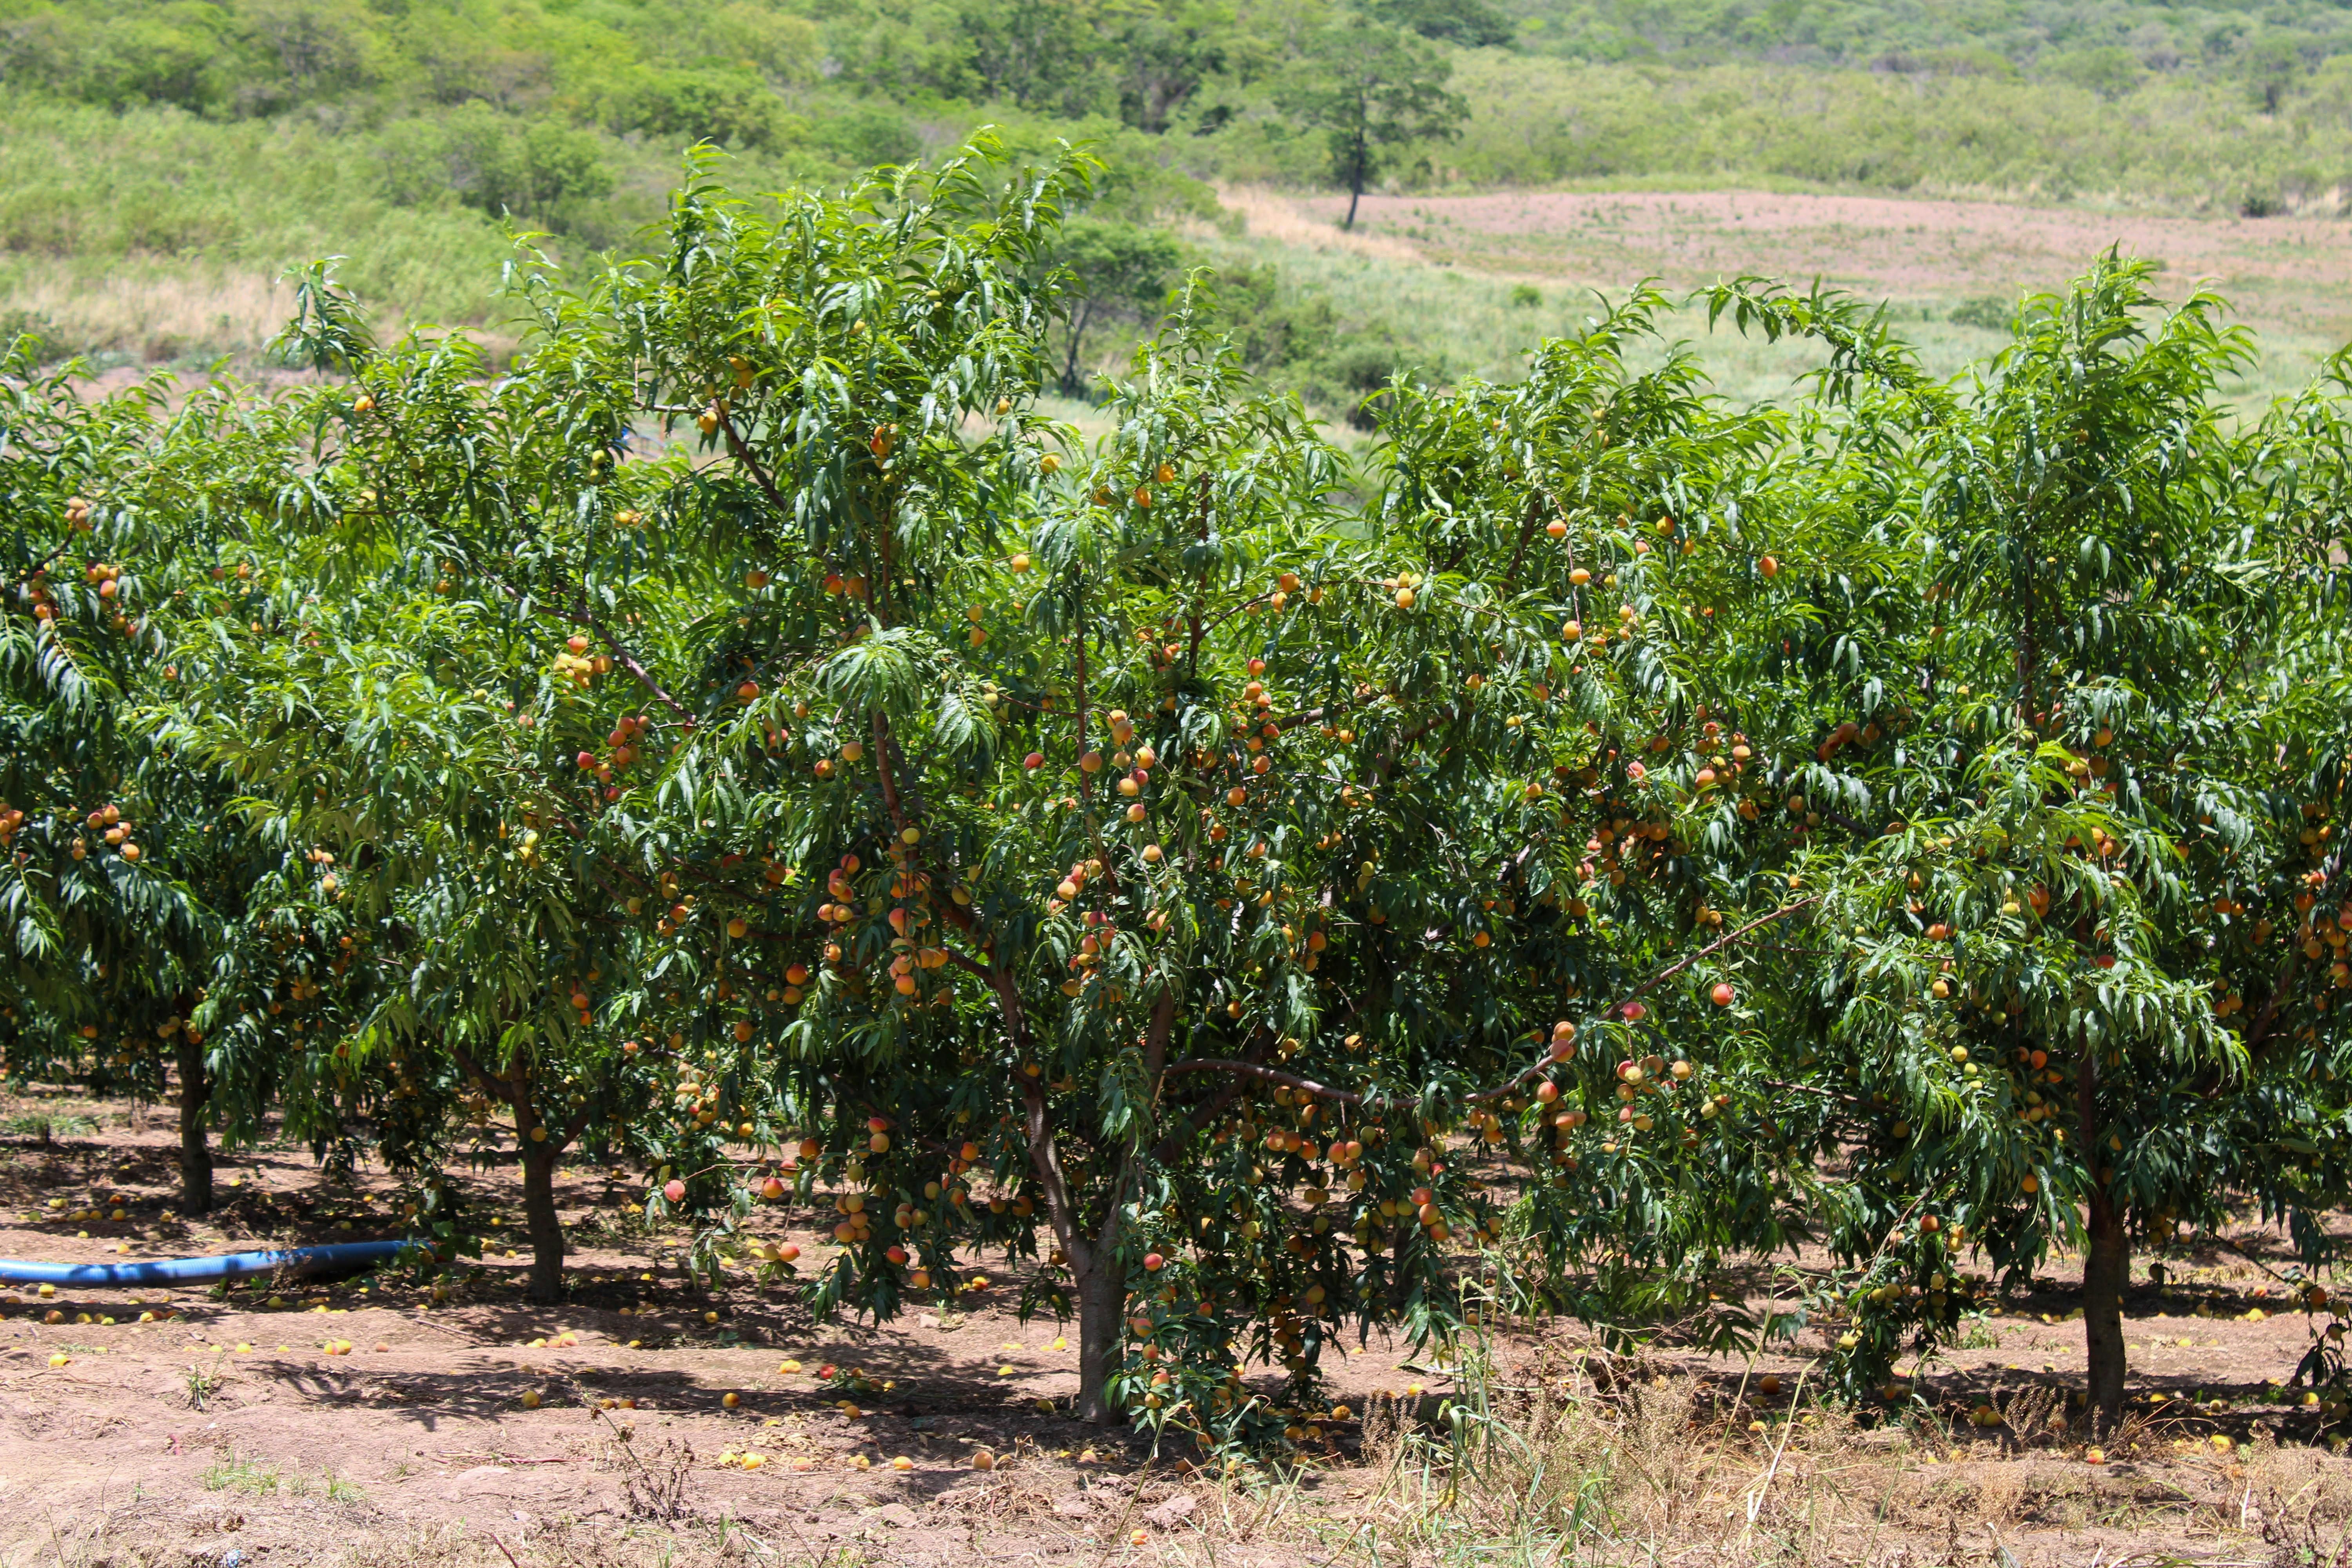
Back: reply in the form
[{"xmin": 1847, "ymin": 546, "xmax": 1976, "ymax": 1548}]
[{"xmin": 1947, "ymin": 297, "xmax": 2010, "ymax": 331}]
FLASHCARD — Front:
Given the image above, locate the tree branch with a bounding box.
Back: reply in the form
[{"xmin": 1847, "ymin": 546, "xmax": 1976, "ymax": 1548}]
[
  {"xmin": 505, "ymin": 586, "xmax": 689, "ymax": 720},
  {"xmin": 1156, "ymin": 897, "xmax": 1823, "ymax": 1112},
  {"xmin": 1764, "ymin": 1078, "xmax": 1855, "ymax": 1104},
  {"xmin": 568, "ymin": 607, "xmax": 690, "ymax": 720},
  {"xmin": 1013, "ymin": 1022, "xmax": 1087, "ymax": 1273},
  {"xmin": 1157, "ymin": 1058, "xmax": 1364, "ymax": 1105},
  {"xmin": 706, "ymin": 399, "xmax": 797, "ymax": 535},
  {"xmin": 1373, "ymin": 703, "xmax": 1458, "ymax": 787},
  {"xmin": 1501, "ymin": 494, "xmax": 1543, "ymax": 595},
  {"xmin": 558, "ymin": 1106, "xmax": 597, "ymax": 1151},
  {"xmin": 1149, "ymin": 1029, "xmax": 1271, "ymax": 1165},
  {"xmin": 1611, "ymin": 896, "xmax": 1822, "ymax": 1014},
  {"xmin": 2237, "ymin": 944, "xmax": 2301, "ymax": 1068},
  {"xmin": 448, "ymin": 1042, "xmax": 501, "ymax": 1099}
]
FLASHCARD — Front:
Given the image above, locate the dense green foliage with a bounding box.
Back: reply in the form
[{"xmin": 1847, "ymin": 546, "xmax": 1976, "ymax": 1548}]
[
  {"xmin": 1446, "ymin": 51, "xmax": 2352, "ymax": 209},
  {"xmin": 0, "ymin": 361, "xmax": 448, "ymax": 1214},
  {"xmin": 3, "ymin": 145, "xmax": 2349, "ymax": 1448},
  {"xmin": 14, "ymin": 0, "xmax": 2351, "ymax": 118},
  {"xmin": 1504, "ymin": 0, "xmax": 2352, "ymax": 82}
]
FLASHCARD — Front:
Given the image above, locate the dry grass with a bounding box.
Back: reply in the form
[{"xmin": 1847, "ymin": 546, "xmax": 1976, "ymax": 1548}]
[
  {"xmin": 0, "ymin": 261, "xmax": 514, "ymax": 370},
  {"xmin": 1279, "ymin": 1345, "xmax": 2352, "ymax": 1567},
  {"xmin": 1208, "ymin": 187, "xmax": 1441, "ymax": 270},
  {"xmin": 0, "ymin": 263, "xmax": 298, "ymax": 363},
  {"xmin": 4, "ymin": 1517, "xmax": 739, "ymax": 1568},
  {"xmin": 7, "ymin": 1377, "xmax": 2351, "ymax": 1568},
  {"xmin": 1213, "ymin": 184, "xmax": 2352, "ymax": 412},
  {"xmin": 1332, "ymin": 1352, "xmax": 1909, "ymax": 1566}
]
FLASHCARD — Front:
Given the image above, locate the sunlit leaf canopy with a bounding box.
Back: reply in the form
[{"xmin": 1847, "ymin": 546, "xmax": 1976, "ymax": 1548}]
[{"xmin": 2, "ymin": 138, "xmax": 2346, "ymax": 1445}]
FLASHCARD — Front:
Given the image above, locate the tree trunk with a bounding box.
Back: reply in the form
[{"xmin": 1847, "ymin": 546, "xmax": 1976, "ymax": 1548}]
[
  {"xmin": 1073, "ymin": 1252, "xmax": 1126, "ymax": 1425},
  {"xmin": 507, "ymin": 1057, "xmax": 566, "ymax": 1305},
  {"xmin": 174, "ymin": 1036, "xmax": 213, "ymax": 1216},
  {"xmin": 999, "ymin": 977, "xmax": 1121, "ymax": 1423},
  {"xmin": 1061, "ymin": 300, "xmax": 1094, "ymax": 396},
  {"xmin": 1344, "ymin": 170, "xmax": 1364, "ymax": 231},
  {"xmin": 2083, "ymin": 1188, "xmax": 2129, "ymax": 1434},
  {"xmin": 2076, "ymin": 1038, "xmax": 2127, "ymax": 1434},
  {"xmin": 520, "ymin": 1140, "xmax": 565, "ymax": 1304}
]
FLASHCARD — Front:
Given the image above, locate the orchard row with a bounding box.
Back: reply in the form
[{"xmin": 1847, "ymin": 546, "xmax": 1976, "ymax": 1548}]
[{"xmin": 2, "ymin": 143, "xmax": 2347, "ymax": 1443}]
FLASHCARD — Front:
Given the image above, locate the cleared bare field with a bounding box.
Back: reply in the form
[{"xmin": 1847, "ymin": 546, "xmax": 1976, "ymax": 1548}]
[
  {"xmin": 5, "ymin": 1085, "xmax": 2352, "ymax": 1567},
  {"xmin": 1237, "ymin": 186, "xmax": 2352, "ymax": 404},
  {"xmin": 1288, "ymin": 188, "xmax": 2352, "ymax": 332}
]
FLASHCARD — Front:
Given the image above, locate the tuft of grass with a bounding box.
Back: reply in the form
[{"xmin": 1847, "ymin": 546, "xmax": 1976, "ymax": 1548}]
[
  {"xmin": 183, "ymin": 1358, "xmax": 225, "ymax": 1412},
  {"xmin": 196, "ymin": 1448, "xmax": 361, "ymax": 1502},
  {"xmin": 4, "ymin": 1112, "xmax": 96, "ymax": 1140},
  {"xmin": 1956, "ymin": 1313, "xmax": 2005, "ymax": 1350},
  {"xmin": 201, "ymin": 1453, "xmax": 281, "ymax": 1496}
]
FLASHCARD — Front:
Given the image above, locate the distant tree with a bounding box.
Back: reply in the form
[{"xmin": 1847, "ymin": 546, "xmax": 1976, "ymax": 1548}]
[
  {"xmin": 814, "ymin": 103, "xmax": 923, "ymax": 169},
  {"xmin": 1278, "ymin": 22, "xmax": 1466, "ymax": 230},
  {"xmin": 1216, "ymin": 263, "xmax": 1337, "ymax": 375},
  {"xmin": 2241, "ymin": 33, "xmax": 2312, "ymax": 112},
  {"xmin": 1110, "ymin": 1, "xmax": 1230, "ymax": 133},
  {"xmin": 1366, "ymin": 0, "xmax": 1515, "ymax": 49},
  {"xmin": 2039, "ymin": 45, "xmax": 2144, "ymax": 100},
  {"xmin": 240, "ymin": 0, "xmax": 379, "ymax": 100},
  {"xmin": 1047, "ymin": 217, "xmax": 1181, "ymax": 394},
  {"xmin": 386, "ymin": 105, "xmax": 615, "ymax": 219},
  {"xmin": 959, "ymin": 0, "xmax": 1115, "ymax": 118}
]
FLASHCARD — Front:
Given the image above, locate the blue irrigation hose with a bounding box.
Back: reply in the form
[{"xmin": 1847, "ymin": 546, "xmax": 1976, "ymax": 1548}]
[{"xmin": 0, "ymin": 1240, "xmax": 410, "ymax": 1289}]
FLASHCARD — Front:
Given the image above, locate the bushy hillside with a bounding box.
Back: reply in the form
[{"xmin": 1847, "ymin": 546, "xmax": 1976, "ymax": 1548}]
[
  {"xmin": 1437, "ymin": 51, "xmax": 2352, "ymax": 208},
  {"xmin": 11, "ymin": 0, "xmax": 2352, "ymax": 226},
  {"xmin": 1502, "ymin": 0, "xmax": 2352, "ymax": 90},
  {"xmin": 3, "ymin": 0, "xmax": 2352, "ymax": 386}
]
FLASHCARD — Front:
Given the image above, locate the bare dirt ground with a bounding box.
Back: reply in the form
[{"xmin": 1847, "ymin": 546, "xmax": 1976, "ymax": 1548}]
[
  {"xmin": 1267, "ymin": 187, "xmax": 2352, "ymax": 350},
  {"xmin": 4, "ymin": 1083, "xmax": 2350, "ymax": 1568}
]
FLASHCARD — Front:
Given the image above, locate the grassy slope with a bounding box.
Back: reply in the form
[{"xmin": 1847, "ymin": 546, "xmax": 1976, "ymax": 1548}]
[
  {"xmin": 1437, "ymin": 54, "xmax": 2352, "ymax": 210},
  {"xmin": 1493, "ymin": 0, "xmax": 2352, "ymax": 79},
  {"xmin": 3, "ymin": 0, "xmax": 2348, "ymax": 403},
  {"xmin": 1212, "ymin": 232, "xmax": 2331, "ymax": 416},
  {"xmin": 5, "ymin": 122, "xmax": 2333, "ymax": 421},
  {"xmin": 0, "ymin": 106, "xmax": 521, "ymax": 354}
]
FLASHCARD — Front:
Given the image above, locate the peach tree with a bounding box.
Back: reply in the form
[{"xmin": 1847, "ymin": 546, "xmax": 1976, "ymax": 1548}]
[
  {"xmin": 156, "ymin": 138, "xmax": 1822, "ymax": 1434},
  {"xmin": 633, "ymin": 233, "xmax": 1834, "ymax": 1441},
  {"xmin": 1701, "ymin": 260, "xmax": 2352, "ymax": 1433},
  {"xmin": 0, "ymin": 351, "xmax": 369, "ymax": 1214},
  {"xmin": 149, "ymin": 266, "xmax": 715, "ymax": 1301},
  {"xmin": 149, "ymin": 144, "xmax": 1116, "ymax": 1303}
]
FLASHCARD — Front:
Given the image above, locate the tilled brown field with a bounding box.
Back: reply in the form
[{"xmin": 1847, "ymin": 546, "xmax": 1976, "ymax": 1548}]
[
  {"xmin": 4, "ymin": 1088, "xmax": 2350, "ymax": 1568},
  {"xmin": 1256, "ymin": 186, "xmax": 2352, "ymax": 348}
]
